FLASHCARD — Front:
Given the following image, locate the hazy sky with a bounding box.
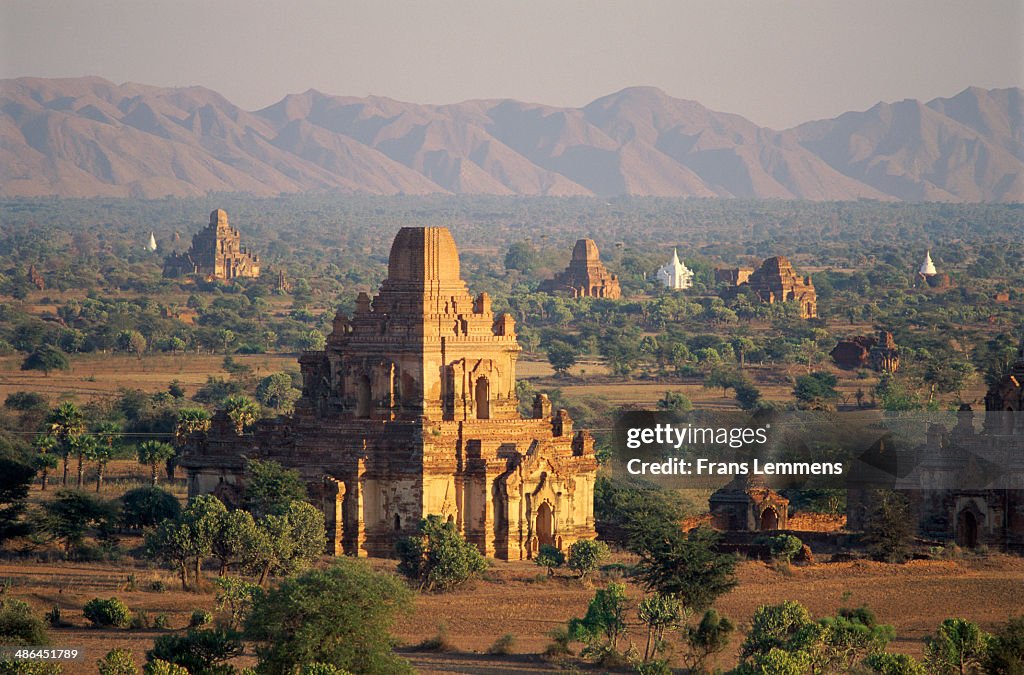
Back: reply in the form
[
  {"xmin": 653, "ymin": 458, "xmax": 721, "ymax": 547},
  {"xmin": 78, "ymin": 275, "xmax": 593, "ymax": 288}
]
[{"xmin": 2, "ymin": 0, "xmax": 1021, "ymax": 128}]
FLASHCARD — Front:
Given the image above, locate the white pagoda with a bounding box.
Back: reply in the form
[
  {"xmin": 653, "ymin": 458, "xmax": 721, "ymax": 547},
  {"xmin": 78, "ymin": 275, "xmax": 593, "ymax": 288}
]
[
  {"xmin": 656, "ymin": 249, "xmax": 694, "ymax": 290},
  {"xmin": 146, "ymin": 232, "xmax": 157, "ymax": 252},
  {"xmin": 919, "ymin": 250, "xmax": 937, "ymax": 277}
]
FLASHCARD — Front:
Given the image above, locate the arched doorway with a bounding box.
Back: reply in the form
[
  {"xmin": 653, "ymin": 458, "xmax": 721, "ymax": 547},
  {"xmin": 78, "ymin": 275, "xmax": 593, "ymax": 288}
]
[
  {"xmin": 475, "ymin": 377, "xmax": 490, "ymax": 420},
  {"xmin": 536, "ymin": 502, "xmax": 554, "ymax": 547},
  {"xmin": 760, "ymin": 507, "xmax": 779, "ymax": 531},
  {"xmin": 356, "ymin": 375, "xmax": 371, "ymax": 418},
  {"xmin": 957, "ymin": 510, "xmax": 979, "ymax": 548}
]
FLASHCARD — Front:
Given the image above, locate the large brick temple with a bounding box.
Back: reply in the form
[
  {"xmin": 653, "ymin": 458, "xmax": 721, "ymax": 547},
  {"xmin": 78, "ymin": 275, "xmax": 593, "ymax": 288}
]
[
  {"xmin": 163, "ymin": 209, "xmax": 261, "ymax": 280},
  {"xmin": 181, "ymin": 227, "xmax": 599, "ymax": 559}
]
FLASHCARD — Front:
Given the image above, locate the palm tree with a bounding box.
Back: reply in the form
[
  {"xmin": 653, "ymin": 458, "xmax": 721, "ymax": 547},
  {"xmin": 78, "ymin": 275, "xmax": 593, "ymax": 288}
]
[
  {"xmin": 71, "ymin": 434, "xmax": 96, "ymax": 489},
  {"xmin": 32, "ymin": 434, "xmax": 59, "ymax": 491},
  {"xmin": 91, "ymin": 422, "xmax": 121, "ymax": 493},
  {"xmin": 47, "ymin": 402, "xmax": 85, "ymax": 487},
  {"xmin": 171, "ymin": 408, "xmax": 211, "ymax": 480},
  {"xmin": 137, "ymin": 440, "xmax": 175, "ymax": 487},
  {"xmin": 223, "ymin": 396, "xmax": 259, "ymax": 435}
]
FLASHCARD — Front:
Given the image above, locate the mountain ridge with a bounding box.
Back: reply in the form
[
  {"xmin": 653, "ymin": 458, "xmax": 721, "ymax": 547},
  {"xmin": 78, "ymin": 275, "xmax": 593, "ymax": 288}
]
[{"xmin": 1, "ymin": 77, "xmax": 1020, "ymax": 201}]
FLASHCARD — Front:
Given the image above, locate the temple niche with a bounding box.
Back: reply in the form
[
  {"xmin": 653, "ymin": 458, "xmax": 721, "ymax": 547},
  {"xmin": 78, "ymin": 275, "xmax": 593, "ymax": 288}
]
[
  {"xmin": 746, "ymin": 256, "xmax": 818, "ymax": 319},
  {"xmin": 181, "ymin": 227, "xmax": 599, "ymax": 560},
  {"xmin": 163, "ymin": 209, "xmax": 260, "ymax": 280},
  {"xmin": 540, "ymin": 239, "xmax": 621, "ymax": 299}
]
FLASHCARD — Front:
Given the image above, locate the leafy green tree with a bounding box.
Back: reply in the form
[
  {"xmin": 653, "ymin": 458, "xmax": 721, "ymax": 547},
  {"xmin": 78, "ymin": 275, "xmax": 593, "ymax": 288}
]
[
  {"xmin": 734, "ymin": 381, "xmax": 762, "ymax": 410},
  {"xmin": 299, "ymin": 329, "xmax": 326, "ymax": 351},
  {"xmin": 793, "ymin": 371, "xmax": 840, "ymax": 410},
  {"xmin": 985, "ymin": 615, "xmax": 1024, "ymax": 674},
  {"xmin": 681, "ymin": 609, "xmax": 734, "ymax": 675},
  {"xmin": 862, "ymin": 490, "xmax": 915, "ymax": 563},
  {"xmin": 0, "ymin": 598, "xmax": 49, "ymax": 645},
  {"xmin": 704, "ymin": 367, "xmax": 745, "ymax": 397},
  {"xmin": 566, "ymin": 539, "xmax": 609, "ymax": 579},
  {"xmin": 69, "ymin": 434, "xmax": 96, "ymax": 489},
  {"xmin": 396, "ymin": 515, "xmax": 487, "ymax": 592},
  {"xmin": 212, "ymin": 509, "xmax": 259, "ymax": 576},
  {"xmin": 120, "ymin": 487, "xmax": 181, "ymax": 530},
  {"xmin": 244, "ymin": 459, "xmax": 308, "ymax": 517},
  {"xmin": 223, "ymin": 395, "xmax": 260, "ymax": 435},
  {"xmin": 244, "ymin": 501, "xmax": 326, "ymax": 586},
  {"xmin": 146, "ymin": 628, "xmax": 243, "ymax": 675},
  {"xmin": 97, "ymin": 648, "xmax": 138, "ymax": 675},
  {"xmin": 173, "ymin": 408, "xmax": 211, "ymax": 478},
  {"xmin": 763, "ymin": 534, "xmax": 803, "ymax": 563},
  {"xmin": 656, "ymin": 391, "xmax": 693, "ymax": 413},
  {"xmin": 638, "ymin": 593, "xmax": 682, "ymax": 662},
  {"xmin": 0, "ymin": 458, "xmax": 36, "ymax": 539},
  {"xmin": 924, "ymin": 618, "xmax": 990, "ymax": 675},
  {"xmin": 44, "ymin": 490, "xmax": 117, "ymax": 557},
  {"xmin": 213, "ymin": 576, "xmax": 263, "ymax": 630},
  {"xmin": 632, "ymin": 526, "xmax": 737, "ymax": 613},
  {"xmin": 181, "ymin": 495, "xmax": 229, "ymax": 586},
  {"xmin": 922, "ymin": 356, "xmax": 974, "ymax": 403},
  {"xmin": 136, "ymin": 441, "xmax": 175, "ymax": 486},
  {"xmin": 568, "ymin": 582, "xmax": 630, "ymax": 661},
  {"xmin": 21, "ymin": 345, "xmax": 69, "ymax": 375},
  {"xmin": 244, "ymin": 559, "xmax": 413, "ymax": 675},
  {"xmin": 535, "ymin": 544, "xmax": 565, "ymax": 576},
  {"xmin": 546, "ymin": 341, "xmax": 578, "ymax": 376}
]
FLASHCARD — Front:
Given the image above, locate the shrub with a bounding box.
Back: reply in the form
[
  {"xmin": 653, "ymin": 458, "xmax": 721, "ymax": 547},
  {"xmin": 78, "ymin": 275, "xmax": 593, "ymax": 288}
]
[
  {"xmin": 568, "ymin": 583, "xmax": 630, "ymax": 661},
  {"xmin": 924, "ymin": 618, "xmax": 991, "ymax": 675},
  {"xmin": 146, "ymin": 628, "xmax": 243, "ymax": 675},
  {"xmin": 0, "ymin": 598, "xmax": 49, "ymax": 645},
  {"xmin": 567, "ymin": 539, "xmax": 610, "ymax": 579},
  {"xmin": 97, "ymin": 649, "xmax": 138, "ymax": 675},
  {"xmin": 83, "ymin": 597, "xmax": 131, "ymax": 628},
  {"xmin": 986, "ymin": 615, "xmax": 1024, "ymax": 673},
  {"xmin": 764, "ymin": 534, "xmax": 803, "ymax": 563},
  {"xmin": 396, "ymin": 515, "xmax": 487, "ymax": 592},
  {"xmin": 189, "ymin": 610, "xmax": 212, "ymax": 628},
  {"xmin": 142, "ymin": 660, "xmax": 189, "ymax": 675},
  {"xmin": 153, "ymin": 614, "xmax": 170, "ymax": 630},
  {"xmin": 535, "ymin": 544, "xmax": 564, "ymax": 576},
  {"xmin": 864, "ymin": 652, "xmax": 927, "ymax": 674},
  {"xmin": 487, "ymin": 633, "xmax": 516, "ymax": 655}
]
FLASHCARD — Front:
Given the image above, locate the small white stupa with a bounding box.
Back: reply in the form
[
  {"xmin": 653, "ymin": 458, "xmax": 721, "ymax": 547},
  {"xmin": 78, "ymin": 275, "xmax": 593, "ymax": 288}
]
[
  {"xmin": 919, "ymin": 250, "xmax": 937, "ymax": 277},
  {"xmin": 146, "ymin": 232, "xmax": 157, "ymax": 252},
  {"xmin": 656, "ymin": 249, "xmax": 694, "ymax": 290}
]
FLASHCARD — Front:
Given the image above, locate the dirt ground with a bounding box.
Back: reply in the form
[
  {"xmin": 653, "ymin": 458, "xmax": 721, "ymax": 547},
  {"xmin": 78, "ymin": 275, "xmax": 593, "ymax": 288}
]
[{"xmin": 2, "ymin": 553, "xmax": 1021, "ymax": 674}]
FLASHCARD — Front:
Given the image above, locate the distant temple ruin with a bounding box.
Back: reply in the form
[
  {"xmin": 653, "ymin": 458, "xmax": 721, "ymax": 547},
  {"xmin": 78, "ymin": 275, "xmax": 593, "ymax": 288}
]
[
  {"xmin": 181, "ymin": 227, "xmax": 599, "ymax": 559},
  {"xmin": 747, "ymin": 256, "xmax": 818, "ymax": 319},
  {"xmin": 714, "ymin": 267, "xmax": 753, "ymax": 287},
  {"xmin": 163, "ymin": 209, "xmax": 260, "ymax": 280},
  {"xmin": 831, "ymin": 330, "xmax": 900, "ymax": 373},
  {"xmin": 540, "ymin": 239, "xmax": 621, "ymax": 299}
]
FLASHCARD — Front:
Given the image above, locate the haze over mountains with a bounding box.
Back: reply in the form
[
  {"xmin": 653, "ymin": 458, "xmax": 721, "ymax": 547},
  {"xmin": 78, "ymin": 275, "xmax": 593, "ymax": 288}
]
[{"xmin": 1, "ymin": 76, "xmax": 1021, "ymax": 201}]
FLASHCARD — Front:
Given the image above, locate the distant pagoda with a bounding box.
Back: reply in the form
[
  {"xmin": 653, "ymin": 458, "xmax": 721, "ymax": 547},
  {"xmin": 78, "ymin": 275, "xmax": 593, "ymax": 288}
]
[
  {"xmin": 656, "ymin": 249, "xmax": 694, "ymax": 290},
  {"xmin": 163, "ymin": 209, "xmax": 260, "ymax": 280},
  {"xmin": 540, "ymin": 239, "xmax": 621, "ymax": 299}
]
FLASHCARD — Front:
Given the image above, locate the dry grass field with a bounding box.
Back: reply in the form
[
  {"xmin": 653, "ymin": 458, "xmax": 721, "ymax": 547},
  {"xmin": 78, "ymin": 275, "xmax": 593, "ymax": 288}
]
[{"xmin": 1, "ymin": 553, "xmax": 1021, "ymax": 674}]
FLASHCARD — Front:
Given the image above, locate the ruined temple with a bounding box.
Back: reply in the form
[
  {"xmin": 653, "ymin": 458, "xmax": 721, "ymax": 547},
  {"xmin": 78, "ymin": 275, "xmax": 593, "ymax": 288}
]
[
  {"xmin": 163, "ymin": 209, "xmax": 260, "ymax": 280},
  {"xmin": 181, "ymin": 227, "xmax": 599, "ymax": 559},
  {"xmin": 746, "ymin": 256, "xmax": 817, "ymax": 319},
  {"xmin": 540, "ymin": 239, "xmax": 621, "ymax": 299},
  {"xmin": 714, "ymin": 267, "xmax": 753, "ymax": 287},
  {"xmin": 845, "ymin": 342, "xmax": 1024, "ymax": 552},
  {"xmin": 709, "ymin": 475, "xmax": 790, "ymax": 531},
  {"xmin": 831, "ymin": 330, "xmax": 900, "ymax": 373}
]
